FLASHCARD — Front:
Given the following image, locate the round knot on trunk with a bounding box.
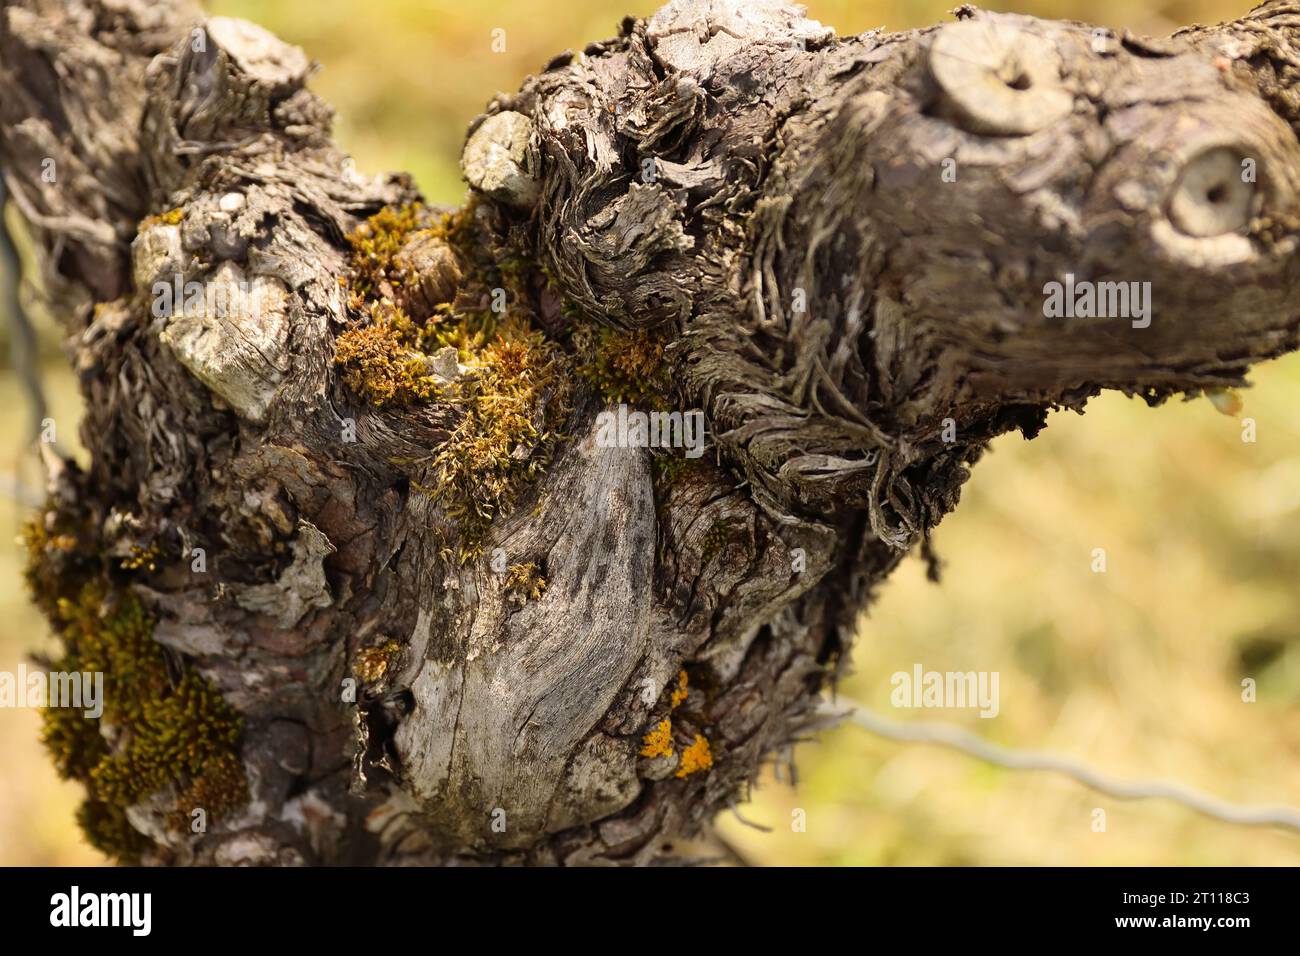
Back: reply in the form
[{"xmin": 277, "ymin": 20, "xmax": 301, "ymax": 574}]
[
  {"xmin": 929, "ymin": 18, "xmax": 1073, "ymax": 136},
  {"xmin": 1169, "ymin": 146, "xmax": 1258, "ymax": 238}
]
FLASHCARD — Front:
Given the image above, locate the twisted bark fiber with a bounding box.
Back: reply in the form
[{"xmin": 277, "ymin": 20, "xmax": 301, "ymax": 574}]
[{"xmin": 4, "ymin": 0, "xmax": 1300, "ymax": 864}]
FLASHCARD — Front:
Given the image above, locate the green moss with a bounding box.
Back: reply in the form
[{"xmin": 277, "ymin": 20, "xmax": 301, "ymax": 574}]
[
  {"xmin": 23, "ymin": 513, "xmax": 249, "ymax": 861},
  {"xmin": 41, "ymin": 583, "xmax": 248, "ymax": 854},
  {"xmin": 119, "ymin": 542, "xmax": 161, "ymax": 572},
  {"xmin": 76, "ymin": 800, "xmax": 150, "ymax": 864},
  {"xmin": 344, "ymin": 202, "xmax": 427, "ymax": 300},
  {"xmin": 503, "ymin": 562, "xmax": 547, "ymax": 604},
  {"xmin": 170, "ymin": 751, "xmax": 247, "ymax": 832},
  {"xmin": 338, "ymin": 200, "xmax": 687, "ymax": 559},
  {"xmin": 353, "ymin": 639, "xmax": 402, "ymax": 685},
  {"xmin": 339, "ymin": 203, "xmax": 572, "ymax": 558},
  {"xmin": 424, "ymin": 302, "xmax": 496, "ymax": 356},
  {"xmin": 651, "ymin": 454, "xmax": 704, "ymax": 524},
  {"xmin": 429, "ymin": 318, "xmax": 569, "ymax": 555},
  {"xmin": 573, "ymin": 324, "xmax": 669, "ymax": 406},
  {"xmin": 42, "ymin": 688, "xmax": 108, "ymax": 782},
  {"xmin": 20, "ymin": 516, "xmax": 87, "ymax": 619},
  {"xmin": 700, "ymin": 517, "xmax": 743, "ymax": 567},
  {"xmin": 87, "ymin": 669, "xmax": 243, "ymax": 814},
  {"xmin": 334, "ymin": 301, "xmax": 440, "ymax": 408},
  {"xmin": 653, "ymin": 452, "xmax": 700, "ymax": 488}
]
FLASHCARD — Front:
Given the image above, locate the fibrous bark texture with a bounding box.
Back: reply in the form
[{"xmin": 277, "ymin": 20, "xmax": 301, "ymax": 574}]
[{"xmin": 4, "ymin": 0, "xmax": 1300, "ymax": 864}]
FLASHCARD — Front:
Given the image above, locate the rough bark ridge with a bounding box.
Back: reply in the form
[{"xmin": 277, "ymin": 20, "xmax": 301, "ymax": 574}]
[{"xmin": 4, "ymin": 0, "xmax": 1300, "ymax": 864}]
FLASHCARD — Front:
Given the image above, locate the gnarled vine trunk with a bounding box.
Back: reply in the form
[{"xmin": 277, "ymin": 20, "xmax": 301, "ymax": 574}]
[{"xmin": 3, "ymin": 0, "xmax": 1300, "ymax": 864}]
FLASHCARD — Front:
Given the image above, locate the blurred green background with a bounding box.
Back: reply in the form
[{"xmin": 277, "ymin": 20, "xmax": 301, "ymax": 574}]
[{"xmin": 2, "ymin": 0, "xmax": 1297, "ymax": 866}]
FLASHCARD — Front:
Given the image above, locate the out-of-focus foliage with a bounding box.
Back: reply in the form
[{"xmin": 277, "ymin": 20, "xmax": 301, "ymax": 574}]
[{"xmin": 1, "ymin": 0, "xmax": 1296, "ymax": 865}]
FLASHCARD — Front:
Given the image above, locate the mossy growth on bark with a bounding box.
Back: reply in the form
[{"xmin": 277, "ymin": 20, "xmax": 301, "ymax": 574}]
[
  {"xmin": 502, "ymin": 562, "xmax": 547, "ymax": 605},
  {"xmin": 335, "ymin": 200, "xmax": 688, "ymax": 560},
  {"xmin": 352, "ymin": 639, "xmax": 403, "ymax": 687},
  {"xmin": 428, "ymin": 319, "xmax": 568, "ymax": 554},
  {"xmin": 336, "ymin": 202, "xmax": 576, "ymax": 556},
  {"xmin": 19, "ymin": 515, "xmax": 84, "ymax": 620},
  {"xmin": 700, "ymin": 516, "xmax": 745, "ymax": 567},
  {"xmin": 572, "ymin": 324, "xmax": 670, "ymax": 406},
  {"xmin": 75, "ymin": 799, "xmax": 151, "ymax": 863},
  {"xmin": 333, "ymin": 302, "xmax": 440, "ymax": 408},
  {"xmin": 21, "ymin": 513, "xmax": 248, "ymax": 862},
  {"xmin": 341, "ymin": 201, "xmax": 428, "ymax": 301},
  {"xmin": 651, "ymin": 451, "xmax": 703, "ymax": 491}
]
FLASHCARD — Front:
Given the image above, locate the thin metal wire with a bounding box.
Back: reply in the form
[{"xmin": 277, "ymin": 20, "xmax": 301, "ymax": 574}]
[{"xmin": 823, "ymin": 698, "xmax": 1300, "ymax": 833}]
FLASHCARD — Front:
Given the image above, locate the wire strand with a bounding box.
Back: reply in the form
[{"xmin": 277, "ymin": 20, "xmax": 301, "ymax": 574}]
[{"xmin": 822, "ymin": 697, "xmax": 1300, "ymax": 834}]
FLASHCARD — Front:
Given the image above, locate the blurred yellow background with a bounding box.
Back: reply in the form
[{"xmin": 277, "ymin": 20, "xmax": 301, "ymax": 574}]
[{"xmin": 2, "ymin": 0, "xmax": 1297, "ymax": 865}]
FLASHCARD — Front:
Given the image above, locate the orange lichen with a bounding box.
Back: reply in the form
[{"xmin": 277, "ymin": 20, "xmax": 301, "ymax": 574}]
[
  {"xmin": 675, "ymin": 733, "xmax": 713, "ymax": 778},
  {"xmin": 639, "ymin": 718, "xmax": 674, "ymax": 759},
  {"xmin": 139, "ymin": 207, "xmax": 184, "ymax": 229},
  {"xmin": 669, "ymin": 670, "xmax": 689, "ymax": 709}
]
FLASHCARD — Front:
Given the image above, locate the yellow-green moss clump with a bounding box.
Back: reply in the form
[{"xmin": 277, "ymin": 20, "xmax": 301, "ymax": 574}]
[
  {"xmin": 652, "ymin": 454, "xmax": 700, "ymax": 488},
  {"xmin": 119, "ymin": 542, "xmax": 161, "ymax": 572},
  {"xmin": 429, "ymin": 319, "xmax": 566, "ymax": 551},
  {"xmin": 20, "ymin": 518, "xmax": 83, "ymax": 619},
  {"xmin": 76, "ymin": 800, "xmax": 151, "ymax": 863},
  {"xmin": 343, "ymin": 201, "xmax": 427, "ymax": 300},
  {"xmin": 574, "ymin": 325, "xmax": 669, "ymax": 406},
  {"xmin": 334, "ymin": 302, "xmax": 439, "ymax": 408},
  {"xmin": 700, "ymin": 517, "xmax": 743, "ymax": 567},
  {"xmin": 336, "ymin": 202, "xmax": 679, "ymax": 557},
  {"xmin": 23, "ymin": 517, "xmax": 247, "ymax": 862},
  {"xmin": 43, "ymin": 583, "xmax": 247, "ymax": 856},
  {"xmin": 335, "ymin": 203, "xmax": 571, "ymax": 557},
  {"xmin": 503, "ymin": 562, "xmax": 547, "ymax": 605},
  {"xmin": 353, "ymin": 639, "xmax": 402, "ymax": 685}
]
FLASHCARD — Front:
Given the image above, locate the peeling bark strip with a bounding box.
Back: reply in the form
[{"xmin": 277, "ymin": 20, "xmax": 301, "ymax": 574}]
[{"xmin": 3, "ymin": 0, "xmax": 1299, "ymax": 864}]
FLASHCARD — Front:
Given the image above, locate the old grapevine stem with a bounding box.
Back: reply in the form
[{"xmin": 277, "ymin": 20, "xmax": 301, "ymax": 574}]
[{"xmin": 2, "ymin": 0, "xmax": 1299, "ymax": 864}]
